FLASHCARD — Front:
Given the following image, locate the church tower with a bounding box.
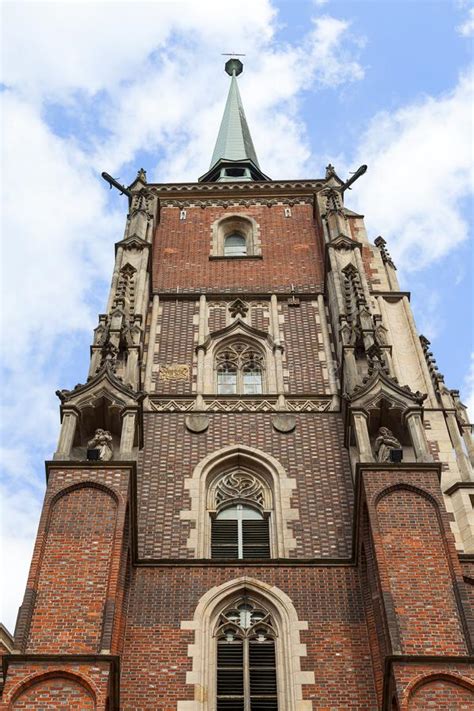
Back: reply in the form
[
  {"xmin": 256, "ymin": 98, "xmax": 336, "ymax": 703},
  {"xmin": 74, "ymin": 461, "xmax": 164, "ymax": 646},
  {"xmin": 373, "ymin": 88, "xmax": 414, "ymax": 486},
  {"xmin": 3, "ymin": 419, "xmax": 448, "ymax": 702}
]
[{"xmin": 2, "ymin": 59, "xmax": 474, "ymax": 710}]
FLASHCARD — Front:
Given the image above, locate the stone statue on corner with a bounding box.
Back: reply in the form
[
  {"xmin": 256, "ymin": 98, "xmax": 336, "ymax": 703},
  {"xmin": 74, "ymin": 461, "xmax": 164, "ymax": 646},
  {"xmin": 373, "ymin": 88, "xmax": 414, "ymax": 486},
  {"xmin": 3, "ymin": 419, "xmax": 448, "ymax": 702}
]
[
  {"xmin": 87, "ymin": 428, "xmax": 113, "ymax": 461},
  {"xmin": 374, "ymin": 426, "xmax": 401, "ymax": 462}
]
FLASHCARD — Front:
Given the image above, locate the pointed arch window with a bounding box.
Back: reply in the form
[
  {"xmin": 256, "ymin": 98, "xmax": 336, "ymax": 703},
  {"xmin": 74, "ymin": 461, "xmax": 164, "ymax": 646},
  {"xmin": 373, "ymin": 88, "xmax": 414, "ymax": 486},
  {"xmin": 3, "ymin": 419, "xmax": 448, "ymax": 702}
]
[
  {"xmin": 216, "ymin": 597, "xmax": 278, "ymax": 710},
  {"xmin": 210, "ymin": 469, "xmax": 271, "ymax": 560},
  {"xmin": 216, "ymin": 343, "xmax": 264, "ymax": 395},
  {"xmin": 224, "ymin": 232, "xmax": 247, "ymax": 257}
]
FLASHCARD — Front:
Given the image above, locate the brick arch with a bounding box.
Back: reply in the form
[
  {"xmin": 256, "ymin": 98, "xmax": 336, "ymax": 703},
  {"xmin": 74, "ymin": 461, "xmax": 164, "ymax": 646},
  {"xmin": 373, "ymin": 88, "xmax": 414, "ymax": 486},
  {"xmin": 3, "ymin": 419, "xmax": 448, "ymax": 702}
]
[
  {"xmin": 27, "ymin": 486, "xmax": 118, "ymax": 653},
  {"xmin": 179, "ymin": 576, "xmax": 314, "ymax": 711},
  {"xmin": 402, "ymin": 672, "xmax": 474, "ymax": 710},
  {"xmin": 50, "ymin": 480, "xmax": 120, "ymax": 507},
  {"xmin": 9, "ymin": 670, "xmax": 97, "ymax": 709},
  {"xmin": 374, "ymin": 485, "xmax": 467, "ymax": 656},
  {"xmin": 181, "ymin": 444, "xmax": 298, "ymax": 557},
  {"xmin": 374, "ymin": 482, "xmax": 440, "ymax": 509}
]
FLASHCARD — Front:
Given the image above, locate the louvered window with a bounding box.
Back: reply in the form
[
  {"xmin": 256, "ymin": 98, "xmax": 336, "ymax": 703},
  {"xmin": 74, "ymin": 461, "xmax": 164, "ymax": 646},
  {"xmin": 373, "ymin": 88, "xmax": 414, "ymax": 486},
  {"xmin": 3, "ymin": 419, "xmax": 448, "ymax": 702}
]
[
  {"xmin": 216, "ymin": 599, "xmax": 278, "ymax": 711},
  {"xmin": 212, "ymin": 505, "xmax": 270, "ymax": 560}
]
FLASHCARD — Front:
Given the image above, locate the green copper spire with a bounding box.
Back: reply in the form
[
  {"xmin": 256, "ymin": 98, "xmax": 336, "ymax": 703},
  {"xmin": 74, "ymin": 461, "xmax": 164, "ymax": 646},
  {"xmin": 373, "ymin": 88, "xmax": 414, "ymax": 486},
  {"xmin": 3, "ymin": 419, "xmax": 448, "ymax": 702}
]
[{"xmin": 198, "ymin": 59, "xmax": 270, "ymax": 182}]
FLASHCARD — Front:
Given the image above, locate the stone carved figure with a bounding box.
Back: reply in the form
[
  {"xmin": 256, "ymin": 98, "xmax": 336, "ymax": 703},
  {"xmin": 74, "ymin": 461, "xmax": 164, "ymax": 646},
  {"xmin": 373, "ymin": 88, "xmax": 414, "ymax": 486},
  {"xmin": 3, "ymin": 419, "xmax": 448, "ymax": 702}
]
[
  {"xmin": 374, "ymin": 426, "xmax": 401, "ymax": 462},
  {"xmin": 87, "ymin": 428, "xmax": 113, "ymax": 461}
]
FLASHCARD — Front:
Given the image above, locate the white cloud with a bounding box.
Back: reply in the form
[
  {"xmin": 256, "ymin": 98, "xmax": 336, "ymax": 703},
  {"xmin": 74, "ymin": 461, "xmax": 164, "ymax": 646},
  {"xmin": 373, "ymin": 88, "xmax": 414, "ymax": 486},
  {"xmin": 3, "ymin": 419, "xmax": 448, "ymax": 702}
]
[
  {"xmin": 0, "ymin": 484, "xmax": 42, "ymax": 632},
  {"xmin": 349, "ymin": 70, "xmax": 474, "ymax": 271},
  {"xmin": 457, "ymin": 7, "xmax": 474, "ymax": 36},
  {"xmin": 1, "ymin": 0, "xmax": 276, "ymax": 101}
]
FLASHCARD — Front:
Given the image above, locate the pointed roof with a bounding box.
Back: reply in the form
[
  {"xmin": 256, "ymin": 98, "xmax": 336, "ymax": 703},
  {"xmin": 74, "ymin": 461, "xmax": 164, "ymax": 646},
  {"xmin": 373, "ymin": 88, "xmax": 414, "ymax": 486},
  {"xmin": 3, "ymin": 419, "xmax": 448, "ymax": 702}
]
[
  {"xmin": 210, "ymin": 61, "xmax": 260, "ymax": 169},
  {"xmin": 199, "ymin": 59, "xmax": 269, "ymax": 182}
]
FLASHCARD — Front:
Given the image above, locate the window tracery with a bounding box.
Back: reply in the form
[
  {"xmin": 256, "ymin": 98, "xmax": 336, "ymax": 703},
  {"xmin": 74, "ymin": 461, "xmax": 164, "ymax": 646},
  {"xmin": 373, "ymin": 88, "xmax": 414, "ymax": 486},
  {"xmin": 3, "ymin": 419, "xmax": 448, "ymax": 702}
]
[
  {"xmin": 211, "ymin": 469, "xmax": 271, "ymax": 559},
  {"xmin": 216, "ymin": 343, "xmax": 264, "ymax": 395},
  {"xmin": 215, "ymin": 470, "xmax": 265, "ymax": 509},
  {"xmin": 215, "ymin": 597, "xmax": 278, "ymax": 710}
]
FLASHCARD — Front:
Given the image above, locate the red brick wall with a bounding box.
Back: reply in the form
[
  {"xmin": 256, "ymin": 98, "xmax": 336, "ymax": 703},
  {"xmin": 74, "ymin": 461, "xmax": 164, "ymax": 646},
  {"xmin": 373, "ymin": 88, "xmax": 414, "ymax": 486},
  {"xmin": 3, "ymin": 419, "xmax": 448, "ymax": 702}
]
[
  {"xmin": 152, "ymin": 204, "xmax": 324, "ymax": 293},
  {"xmin": 120, "ymin": 566, "xmax": 377, "ymax": 710},
  {"xmin": 138, "ymin": 412, "xmax": 353, "ymax": 559},
  {"xmin": 376, "ymin": 488, "xmax": 466, "ymax": 655},
  {"xmin": 27, "ymin": 487, "xmax": 117, "ymax": 653}
]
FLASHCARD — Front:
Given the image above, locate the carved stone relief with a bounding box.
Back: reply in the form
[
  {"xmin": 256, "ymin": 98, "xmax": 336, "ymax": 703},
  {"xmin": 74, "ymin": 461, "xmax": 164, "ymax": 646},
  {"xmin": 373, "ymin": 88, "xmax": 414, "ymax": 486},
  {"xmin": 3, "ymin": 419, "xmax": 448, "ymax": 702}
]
[{"xmin": 160, "ymin": 364, "xmax": 190, "ymax": 381}]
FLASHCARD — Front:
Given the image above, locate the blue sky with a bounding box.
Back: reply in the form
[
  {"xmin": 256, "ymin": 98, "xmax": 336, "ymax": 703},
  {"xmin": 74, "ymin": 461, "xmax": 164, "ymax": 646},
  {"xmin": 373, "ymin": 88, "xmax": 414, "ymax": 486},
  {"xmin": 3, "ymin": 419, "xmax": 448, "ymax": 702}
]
[{"xmin": 1, "ymin": 0, "xmax": 473, "ymax": 632}]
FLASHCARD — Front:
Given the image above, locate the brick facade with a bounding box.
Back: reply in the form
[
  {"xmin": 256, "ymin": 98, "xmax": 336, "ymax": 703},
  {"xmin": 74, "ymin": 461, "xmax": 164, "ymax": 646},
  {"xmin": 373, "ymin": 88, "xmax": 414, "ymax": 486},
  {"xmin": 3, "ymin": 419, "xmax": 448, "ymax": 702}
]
[{"xmin": 3, "ymin": 161, "xmax": 473, "ymax": 707}]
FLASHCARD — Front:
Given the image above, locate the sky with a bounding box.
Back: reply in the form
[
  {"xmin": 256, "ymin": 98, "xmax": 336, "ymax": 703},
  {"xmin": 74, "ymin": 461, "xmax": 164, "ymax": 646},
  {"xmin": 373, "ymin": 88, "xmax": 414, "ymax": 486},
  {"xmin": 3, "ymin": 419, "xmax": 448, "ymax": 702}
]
[{"xmin": 0, "ymin": 0, "xmax": 473, "ymax": 633}]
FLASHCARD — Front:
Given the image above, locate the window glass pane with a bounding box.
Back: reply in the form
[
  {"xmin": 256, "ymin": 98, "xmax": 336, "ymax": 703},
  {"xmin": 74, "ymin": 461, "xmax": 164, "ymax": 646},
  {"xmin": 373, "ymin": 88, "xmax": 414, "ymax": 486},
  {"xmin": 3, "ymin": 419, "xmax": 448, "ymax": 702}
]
[
  {"xmin": 224, "ymin": 233, "xmax": 247, "ymax": 256},
  {"xmin": 216, "ymin": 505, "xmax": 262, "ymax": 520},
  {"xmin": 243, "ymin": 368, "xmax": 262, "ymax": 395},
  {"xmin": 218, "ymin": 367, "xmax": 237, "ymax": 394}
]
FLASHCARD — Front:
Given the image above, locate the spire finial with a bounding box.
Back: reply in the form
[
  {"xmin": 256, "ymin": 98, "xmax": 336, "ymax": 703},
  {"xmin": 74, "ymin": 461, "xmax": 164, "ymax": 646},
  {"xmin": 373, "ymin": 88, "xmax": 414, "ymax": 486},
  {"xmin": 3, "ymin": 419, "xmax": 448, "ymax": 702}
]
[
  {"xmin": 198, "ymin": 54, "xmax": 270, "ymax": 182},
  {"xmin": 224, "ymin": 57, "xmax": 243, "ymax": 77}
]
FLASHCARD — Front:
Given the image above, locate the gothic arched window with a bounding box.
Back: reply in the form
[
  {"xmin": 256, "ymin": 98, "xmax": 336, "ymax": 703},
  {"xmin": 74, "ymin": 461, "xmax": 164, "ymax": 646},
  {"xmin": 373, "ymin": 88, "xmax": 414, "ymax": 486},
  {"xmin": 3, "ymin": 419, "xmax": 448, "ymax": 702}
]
[
  {"xmin": 224, "ymin": 232, "xmax": 247, "ymax": 257},
  {"xmin": 216, "ymin": 343, "xmax": 264, "ymax": 395},
  {"xmin": 216, "ymin": 597, "xmax": 278, "ymax": 710},
  {"xmin": 210, "ymin": 470, "xmax": 271, "ymax": 560}
]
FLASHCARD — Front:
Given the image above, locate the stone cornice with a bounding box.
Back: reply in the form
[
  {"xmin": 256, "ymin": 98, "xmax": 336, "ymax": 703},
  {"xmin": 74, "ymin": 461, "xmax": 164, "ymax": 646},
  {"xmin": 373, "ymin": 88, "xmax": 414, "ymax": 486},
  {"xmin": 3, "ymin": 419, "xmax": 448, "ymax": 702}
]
[{"xmin": 149, "ymin": 178, "xmax": 325, "ymax": 196}]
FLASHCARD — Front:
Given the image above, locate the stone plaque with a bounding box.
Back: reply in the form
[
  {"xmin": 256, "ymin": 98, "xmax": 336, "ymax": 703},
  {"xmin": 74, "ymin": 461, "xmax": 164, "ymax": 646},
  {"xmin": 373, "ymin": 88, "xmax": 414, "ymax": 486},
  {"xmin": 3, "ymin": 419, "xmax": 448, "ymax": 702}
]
[{"xmin": 159, "ymin": 364, "xmax": 190, "ymax": 381}]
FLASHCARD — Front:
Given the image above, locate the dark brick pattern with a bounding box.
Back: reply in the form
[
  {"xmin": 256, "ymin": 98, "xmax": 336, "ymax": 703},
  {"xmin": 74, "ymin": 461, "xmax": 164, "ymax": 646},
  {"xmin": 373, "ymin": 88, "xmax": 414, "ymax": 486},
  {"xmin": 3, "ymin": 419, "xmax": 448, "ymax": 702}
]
[
  {"xmin": 208, "ymin": 303, "xmax": 227, "ymax": 332},
  {"xmin": 155, "ymin": 300, "xmax": 198, "ymax": 394},
  {"xmin": 138, "ymin": 412, "xmax": 354, "ymax": 559},
  {"xmin": 250, "ymin": 302, "xmax": 269, "ymax": 331},
  {"xmin": 152, "ymin": 204, "xmax": 324, "ymax": 294},
  {"xmin": 282, "ymin": 300, "xmax": 330, "ymax": 394}
]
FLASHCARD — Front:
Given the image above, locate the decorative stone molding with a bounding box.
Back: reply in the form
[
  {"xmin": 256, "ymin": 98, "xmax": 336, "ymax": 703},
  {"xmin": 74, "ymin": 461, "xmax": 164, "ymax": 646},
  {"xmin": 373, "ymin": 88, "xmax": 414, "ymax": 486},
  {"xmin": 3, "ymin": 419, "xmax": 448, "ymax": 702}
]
[
  {"xmin": 228, "ymin": 298, "xmax": 248, "ymax": 319},
  {"xmin": 148, "ymin": 397, "xmax": 332, "ymax": 413},
  {"xmin": 178, "ymin": 577, "xmax": 314, "ymax": 711},
  {"xmin": 185, "ymin": 414, "xmax": 210, "ymax": 434},
  {"xmin": 181, "ymin": 444, "xmax": 298, "ymax": 558},
  {"xmin": 272, "ymin": 413, "xmax": 297, "ymax": 433},
  {"xmin": 152, "ymin": 179, "xmax": 324, "ymax": 193}
]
